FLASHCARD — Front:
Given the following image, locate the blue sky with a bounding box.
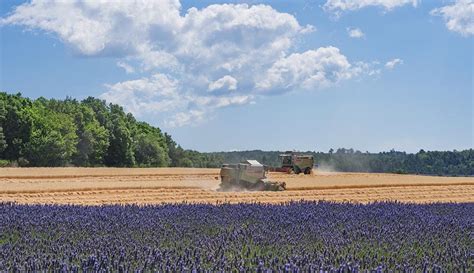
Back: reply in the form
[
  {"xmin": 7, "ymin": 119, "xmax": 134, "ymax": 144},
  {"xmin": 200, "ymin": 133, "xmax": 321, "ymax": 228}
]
[{"xmin": 0, "ymin": 0, "xmax": 472, "ymax": 153}]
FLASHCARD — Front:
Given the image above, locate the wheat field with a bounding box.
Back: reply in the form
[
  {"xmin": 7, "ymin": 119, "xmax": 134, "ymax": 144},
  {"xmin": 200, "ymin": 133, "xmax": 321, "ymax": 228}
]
[{"xmin": 0, "ymin": 168, "xmax": 472, "ymax": 205}]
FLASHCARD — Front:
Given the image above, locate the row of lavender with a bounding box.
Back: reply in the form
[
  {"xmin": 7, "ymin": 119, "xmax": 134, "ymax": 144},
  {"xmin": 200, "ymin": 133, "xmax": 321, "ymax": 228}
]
[{"xmin": 0, "ymin": 201, "xmax": 472, "ymax": 272}]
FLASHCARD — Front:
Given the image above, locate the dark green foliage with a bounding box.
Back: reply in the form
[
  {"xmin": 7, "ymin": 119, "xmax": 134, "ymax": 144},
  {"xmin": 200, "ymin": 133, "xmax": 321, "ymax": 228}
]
[
  {"xmin": 0, "ymin": 159, "xmax": 9, "ymax": 167},
  {"xmin": 133, "ymin": 122, "xmax": 169, "ymax": 167},
  {"xmin": 208, "ymin": 150, "xmax": 282, "ymax": 167},
  {"xmin": 317, "ymin": 148, "xmax": 474, "ymax": 176},
  {"xmin": 24, "ymin": 101, "xmax": 78, "ymax": 166},
  {"xmin": 0, "ymin": 99, "xmax": 6, "ymax": 153},
  {"xmin": 0, "ymin": 93, "xmax": 33, "ymax": 161},
  {"xmin": 0, "ymin": 127, "xmax": 6, "ymax": 154},
  {"xmin": 164, "ymin": 133, "xmax": 222, "ymax": 168},
  {"xmin": 0, "ymin": 92, "xmax": 175, "ymax": 167},
  {"xmin": 104, "ymin": 105, "xmax": 135, "ymax": 167}
]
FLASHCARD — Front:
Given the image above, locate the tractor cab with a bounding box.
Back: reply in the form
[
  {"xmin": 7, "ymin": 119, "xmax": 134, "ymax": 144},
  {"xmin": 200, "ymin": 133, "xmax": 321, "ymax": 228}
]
[
  {"xmin": 278, "ymin": 151, "xmax": 314, "ymax": 174},
  {"xmin": 280, "ymin": 154, "xmax": 293, "ymax": 167}
]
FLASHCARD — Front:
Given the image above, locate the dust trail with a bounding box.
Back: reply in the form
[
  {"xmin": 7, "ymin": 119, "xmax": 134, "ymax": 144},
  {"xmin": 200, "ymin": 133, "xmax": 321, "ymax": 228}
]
[
  {"xmin": 197, "ymin": 175, "xmax": 221, "ymax": 191},
  {"xmin": 315, "ymin": 162, "xmax": 337, "ymax": 175},
  {"xmin": 215, "ymin": 183, "xmax": 253, "ymax": 192}
]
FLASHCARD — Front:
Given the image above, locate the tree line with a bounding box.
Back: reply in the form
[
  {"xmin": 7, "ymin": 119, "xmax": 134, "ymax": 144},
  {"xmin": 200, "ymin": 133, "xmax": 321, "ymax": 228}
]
[
  {"xmin": 1, "ymin": 92, "xmax": 472, "ymax": 176},
  {"xmin": 205, "ymin": 148, "xmax": 473, "ymax": 176},
  {"xmin": 0, "ymin": 92, "xmax": 214, "ymax": 167}
]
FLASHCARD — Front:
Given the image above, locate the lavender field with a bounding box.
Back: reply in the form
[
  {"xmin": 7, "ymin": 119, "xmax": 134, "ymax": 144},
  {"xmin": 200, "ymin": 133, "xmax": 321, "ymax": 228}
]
[{"xmin": 0, "ymin": 201, "xmax": 472, "ymax": 272}]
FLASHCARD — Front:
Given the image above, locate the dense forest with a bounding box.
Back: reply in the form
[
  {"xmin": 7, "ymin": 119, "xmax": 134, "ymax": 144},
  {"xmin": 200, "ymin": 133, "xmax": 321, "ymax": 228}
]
[
  {"xmin": 0, "ymin": 92, "xmax": 218, "ymax": 168},
  {"xmin": 0, "ymin": 92, "xmax": 472, "ymax": 176}
]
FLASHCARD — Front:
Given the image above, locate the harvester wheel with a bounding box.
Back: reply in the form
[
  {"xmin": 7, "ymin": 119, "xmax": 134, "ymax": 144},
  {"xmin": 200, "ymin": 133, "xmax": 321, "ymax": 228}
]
[
  {"xmin": 304, "ymin": 167, "xmax": 312, "ymax": 175},
  {"xmin": 294, "ymin": 166, "xmax": 301, "ymax": 174}
]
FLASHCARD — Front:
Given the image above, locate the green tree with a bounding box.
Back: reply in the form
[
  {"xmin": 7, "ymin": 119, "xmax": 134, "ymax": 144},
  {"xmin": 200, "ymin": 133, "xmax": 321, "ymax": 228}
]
[
  {"xmin": 0, "ymin": 93, "xmax": 33, "ymax": 160},
  {"xmin": 0, "ymin": 127, "xmax": 6, "ymax": 154},
  {"xmin": 73, "ymin": 118, "xmax": 110, "ymax": 166},
  {"xmin": 69, "ymin": 105, "xmax": 110, "ymax": 166},
  {"xmin": 0, "ymin": 98, "xmax": 7, "ymax": 153},
  {"xmin": 180, "ymin": 158, "xmax": 193, "ymax": 167},
  {"xmin": 134, "ymin": 134, "xmax": 168, "ymax": 167},
  {"xmin": 104, "ymin": 105, "xmax": 135, "ymax": 167},
  {"xmin": 24, "ymin": 103, "xmax": 78, "ymax": 166},
  {"xmin": 165, "ymin": 133, "xmax": 184, "ymax": 167}
]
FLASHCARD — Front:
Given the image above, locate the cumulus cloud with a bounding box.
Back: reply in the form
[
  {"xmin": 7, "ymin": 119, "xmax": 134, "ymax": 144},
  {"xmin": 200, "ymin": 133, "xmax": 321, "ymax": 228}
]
[
  {"xmin": 1, "ymin": 0, "xmax": 183, "ymax": 56},
  {"xmin": 164, "ymin": 95, "xmax": 254, "ymax": 127},
  {"xmin": 385, "ymin": 58, "xmax": 403, "ymax": 69},
  {"xmin": 194, "ymin": 95, "xmax": 253, "ymax": 108},
  {"xmin": 100, "ymin": 74, "xmax": 182, "ymax": 116},
  {"xmin": 208, "ymin": 76, "xmax": 238, "ymax": 92},
  {"xmin": 324, "ymin": 0, "xmax": 418, "ymax": 16},
  {"xmin": 100, "ymin": 73, "xmax": 253, "ymax": 126},
  {"xmin": 258, "ymin": 47, "xmax": 359, "ymax": 91},
  {"xmin": 166, "ymin": 110, "xmax": 206, "ymax": 128},
  {"xmin": 431, "ymin": 0, "xmax": 474, "ymax": 37},
  {"xmin": 117, "ymin": 61, "xmax": 135, "ymax": 74},
  {"xmin": 347, "ymin": 27, "xmax": 365, "ymax": 38},
  {"xmin": 2, "ymin": 0, "xmax": 378, "ymax": 127}
]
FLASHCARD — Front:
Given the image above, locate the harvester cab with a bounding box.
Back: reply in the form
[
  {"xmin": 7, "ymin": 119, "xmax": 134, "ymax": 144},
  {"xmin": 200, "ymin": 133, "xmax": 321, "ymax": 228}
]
[
  {"xmin": 279, "ymin": 152, "xmax": 314, "ymax": 175},
  {"xmin": 219, "ymin": 160, "xmax": 286, "ymax": 191}
]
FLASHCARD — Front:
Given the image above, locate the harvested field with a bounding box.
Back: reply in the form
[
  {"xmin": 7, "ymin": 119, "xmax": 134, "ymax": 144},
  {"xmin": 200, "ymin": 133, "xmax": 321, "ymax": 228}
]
[{"xmin": 0, "ymin": 168, "xmax": 472, "ymax": 205}]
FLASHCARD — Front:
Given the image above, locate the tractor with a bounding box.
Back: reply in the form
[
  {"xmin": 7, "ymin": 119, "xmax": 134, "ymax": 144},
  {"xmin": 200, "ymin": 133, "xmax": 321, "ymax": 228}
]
[{"xmin": 276, "ymin": 151, "xmax": 314, "ymax": 174}]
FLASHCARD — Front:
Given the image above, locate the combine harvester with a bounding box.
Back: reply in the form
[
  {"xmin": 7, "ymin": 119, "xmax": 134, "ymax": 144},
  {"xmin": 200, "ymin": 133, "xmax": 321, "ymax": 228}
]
[
  {"xmin": 219, "ymin": 160, "xmax": 286, "ymax": 191},
  {"xmin": 218, "ymin": 152, "xmax": 315, "ymax": 191}
]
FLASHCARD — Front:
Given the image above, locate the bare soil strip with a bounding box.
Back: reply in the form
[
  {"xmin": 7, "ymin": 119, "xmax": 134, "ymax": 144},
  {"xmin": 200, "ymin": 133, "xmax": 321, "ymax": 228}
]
[{"xmin": 0, "ymin": 168, "xmax": 472, "ymax": 205}]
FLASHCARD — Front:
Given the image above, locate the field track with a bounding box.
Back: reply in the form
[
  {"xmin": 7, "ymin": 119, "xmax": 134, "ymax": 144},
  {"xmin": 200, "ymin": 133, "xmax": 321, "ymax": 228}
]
[{"xmin": 1, "ymin": 168, "xmax": 472, "ymax": 205}]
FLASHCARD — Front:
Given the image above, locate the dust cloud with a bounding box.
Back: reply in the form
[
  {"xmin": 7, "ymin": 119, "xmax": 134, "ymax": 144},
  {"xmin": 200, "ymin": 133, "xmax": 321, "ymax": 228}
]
[{"xmin": 315, "ymin": 162, "xmax": 337, "ymax": 174}]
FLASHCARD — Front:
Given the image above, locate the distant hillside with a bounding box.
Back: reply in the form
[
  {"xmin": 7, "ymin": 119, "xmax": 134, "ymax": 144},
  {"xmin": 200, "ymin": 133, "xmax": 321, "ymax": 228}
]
[{"xmin": 1, "ymin": 92, "xmax": 472, "ymax": 176}]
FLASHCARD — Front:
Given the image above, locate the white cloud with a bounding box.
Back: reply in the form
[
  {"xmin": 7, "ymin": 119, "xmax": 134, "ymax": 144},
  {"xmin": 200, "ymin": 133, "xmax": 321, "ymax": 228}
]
[
  {"xmin": 138, "ymin": 46, "xmax": 181, "ymax": 71},
  {"xmin": 385, "ymin": 58, "xmax": 403, "ymax": 69},
  {"xmin": 2, "ymin": 1, "xmax": 379, "ymax": 127},
  {"xmin": 347, "ymin": 27, "xmax": 365, "ymax": 38},
  {"xmin": 116, "ymin": 61, "xmax": 135, "ymax": 74},
  {"xmin": 99, "ymin": 74, "xmax": 183, "ymax": 117},
  {"xmin": 258, "ymin": 47, "xmax": 371, "ymax": 91},
  {"xmin": 208, "ymin": 76, "xmax": 238, "ymax": 91},
  {"xmin": 324, "ymin": 0, "xmax": 418, "ymax": 15},
  {"xmin": 354, "ymin": 61, "xmax": 381, "ymax": 76},
  {"xmin": 162, "ymin": 95, "xmax": 253, "ymax": 127},
  {"xmin": 431, "ymin": 0, "xmax": 474, "ymax": 37},
  {"xmin": 192, "ymin": 95, "xmax": 253, "ymax": 108},
  {"xmin": 166, "ymin": 110, "xmax": 206, "ymax": 127},
  {"xmin": 100, "ymin": 73, "xmax": 254, "ymax": 126},
  {"xmin": 1, "ymin": 0, "xmax": 183, "ymax": 56}
]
